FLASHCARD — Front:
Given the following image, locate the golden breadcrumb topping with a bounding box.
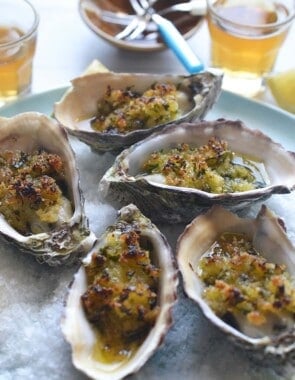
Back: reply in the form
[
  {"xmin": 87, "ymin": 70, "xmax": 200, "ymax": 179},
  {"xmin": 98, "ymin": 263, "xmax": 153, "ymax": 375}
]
[
  {"xmin": 90, "ymin": 82, "xmax": 180, "ymax": 133},
  {"xmin": 0, "ymin": 149, "xmax": 67, "ymax": 235},
  {"xmin": 81, "ymin": 222, "xmax": 160, "ymax": 362},
  {"xmin": 198, "ymin": 233, "xmax": 295, "ymax": 327},
  {"xmin": 142, "ymin": 138, "xmax": 266, "ymax": 193}
]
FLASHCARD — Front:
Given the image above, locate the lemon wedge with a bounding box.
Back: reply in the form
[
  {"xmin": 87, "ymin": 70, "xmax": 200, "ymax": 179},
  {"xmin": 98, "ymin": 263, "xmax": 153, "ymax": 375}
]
[
  {"xmin": 82, "ymin": 59, "xmax": 109, "ymax": 75},
  {"xmin": 267, "ymin": 69, "xmax": 295, "ymax": 114}
]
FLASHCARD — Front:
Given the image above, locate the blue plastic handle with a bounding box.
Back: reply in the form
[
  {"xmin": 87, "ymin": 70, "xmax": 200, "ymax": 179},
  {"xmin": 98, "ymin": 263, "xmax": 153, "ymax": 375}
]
[{"xmin": 152, "ymin": 14, "xmax": 204, "ymax": 74}]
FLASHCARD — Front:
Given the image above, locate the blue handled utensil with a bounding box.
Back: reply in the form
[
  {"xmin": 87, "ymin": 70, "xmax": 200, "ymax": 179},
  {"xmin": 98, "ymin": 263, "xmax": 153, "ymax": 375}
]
[
  {"xmin": 152, "ymin": 13, "xmax": 204, "ymax": 73},
  {"xmin": 124, "ymin": 0, "xmax": 205, "ymax": 73}
]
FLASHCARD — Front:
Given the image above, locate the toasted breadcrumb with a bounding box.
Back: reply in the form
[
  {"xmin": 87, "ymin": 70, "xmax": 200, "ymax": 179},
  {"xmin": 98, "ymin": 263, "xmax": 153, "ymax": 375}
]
[
  {"xmin": 0, "ymin": 150, "xmax": 67, "ymax": 235},
  {"xmin": 81, "ymin": 222, "xmax": 160, "ymax": 361},
  {"xmin": 91, "ymin": 82, "xmax": 180, "ymax": 133},
  {"xmin": 198, "ymin": 233, "xmax": 295, "ymax": 326},
  {"xmin": 142, "ymin": 138, "xmax": 264, "ymax": 193}
]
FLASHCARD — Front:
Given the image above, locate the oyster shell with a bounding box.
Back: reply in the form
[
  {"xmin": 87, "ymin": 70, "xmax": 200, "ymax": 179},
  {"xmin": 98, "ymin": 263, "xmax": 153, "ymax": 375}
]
[
  {"xmin": 0, "ymin": 112, "xmax": 95, "ymax": 265},
  {"xmin": 61, "ymin": 204, "xmax": 178, "ymax": 380},
  {"xmin": 177, "ymin": 205, "xmax": 295, "ymax": 362},
  {"xmin": 54, "ymin": 71, "xmax": 222, "ymax": 152},
  {"xmin": 99, "ymin": 119, "xmax": 295, "ymax": 224}
]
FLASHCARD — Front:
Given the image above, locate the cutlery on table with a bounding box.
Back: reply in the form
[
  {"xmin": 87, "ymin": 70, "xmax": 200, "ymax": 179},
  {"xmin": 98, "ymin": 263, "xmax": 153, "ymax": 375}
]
[
  {"xmin": 83, "ymin": 1, "xmax": 207, "ymax": 28},
  {"xmin": 125, "ymin": 0, "xmax": 204, "ymax": 73},
  {"xmin": 116, "ymin": 0, "xmax": 149, "ymax": 40}
]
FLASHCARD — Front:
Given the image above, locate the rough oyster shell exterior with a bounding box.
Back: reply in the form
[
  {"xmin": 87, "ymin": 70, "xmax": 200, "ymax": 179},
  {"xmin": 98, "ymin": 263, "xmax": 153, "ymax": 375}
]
[
  {"xmin": 61, "ymin": 204, "xmax": 178, "ymax": 380},
  {"xmin": 0, "ymin": 112, "xmax": 95, "ymax": 265},
  {"xmin": 99, "ymin": 119, "xmax": 295, "ymax": 224},
  {"xmin": 54, "ymin": 71, "xmax": 222, "ymax": 152},
  {"xmin": 177, "ymin": 205, "xmax": 295, "ymax": 363}
]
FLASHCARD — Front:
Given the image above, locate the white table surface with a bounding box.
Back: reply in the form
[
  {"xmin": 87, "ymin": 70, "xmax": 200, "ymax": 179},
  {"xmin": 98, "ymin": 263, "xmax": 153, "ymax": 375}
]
[{"xmin": 28, "ymin": 0, "xmax": 295, "ymax": 109}]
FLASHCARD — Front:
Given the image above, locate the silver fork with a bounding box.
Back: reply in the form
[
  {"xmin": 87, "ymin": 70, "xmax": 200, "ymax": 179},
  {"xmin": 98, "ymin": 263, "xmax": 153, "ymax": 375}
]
[
  {"xmin": 130, "ymin": 0, "xmax": 155, "ymax": 14},
  {"xmin": 115, "ymin": 0, "xmax": 150, "ymax": 40},
  {"xmin": 93, "ymin": 1, "xmax": 207, "ymax": 28},
  {"xmin": 115, "ymin": 17, "xmax": 144, "ymax": 39},
  {"xmin": 128, "ymin": 0, "xmax": 204, "ymax": 73},
  {"xmin": 115, "ymin": 0, "xmax": 206, "ymax": 41}
]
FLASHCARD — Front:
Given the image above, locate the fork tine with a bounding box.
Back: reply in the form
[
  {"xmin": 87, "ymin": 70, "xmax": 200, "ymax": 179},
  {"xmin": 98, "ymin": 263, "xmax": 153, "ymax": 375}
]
[
  {"xmin": 139, "ymin": 0, "xmax": 158, "ymax": 10},
  {"xmin": 116, "ymin": 0, "xmax": 156, "ymax": 40},
  {"xmin": 127, "ymin": 19, "xmax": 147, "ymax": 39},
  {"xmin": 132, "ymin": 0, "xmax": 157, "ymax": 11},
  {"xmin": 129, "ymin": 0, "xmax": 146, "ymax": 14},
  {"xmin": 115, "ymin": 17, "xmax": 141, "ymax": 39},
  {"xmin": 100, "ymin": 11, "xmax": 134, "ymax": 26},
  {"xmin": 137, "ymin": 0, "xmax": 150, "ymax": 9},
  {"xmin": 82, "ymin": 3, "xmax": 134, "ymax": 25}
]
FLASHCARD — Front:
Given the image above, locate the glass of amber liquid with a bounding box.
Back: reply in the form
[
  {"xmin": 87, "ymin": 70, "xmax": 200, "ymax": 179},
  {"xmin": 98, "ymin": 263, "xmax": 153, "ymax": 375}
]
[
  {"xmin": 206, "ymin": 0, "xmax": 295, "ymax": 97},
  {"xmin": 0, "ymin": 0, "xmax": 39, "ymax": 104}
]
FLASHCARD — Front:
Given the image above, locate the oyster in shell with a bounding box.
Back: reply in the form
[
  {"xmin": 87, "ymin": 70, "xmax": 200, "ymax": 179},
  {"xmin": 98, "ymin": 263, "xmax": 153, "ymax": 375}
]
[
  {"xmin": 177, "ymin": 205, "xmax": 295, "ymax": 362},
  {"xmin": 0, "ymin": 112, "xmax": 95, "ymax": 265},
  {"xmin": 99, "ymin": 119, "xmax": 295, "ymax": 224},
  {"xmin": 61, "ymin": 204, "xmax": 178, "ymax": 380},
  {"xmin": 54, "ymin": 71, "xmax": 222, "ymax": 152}
]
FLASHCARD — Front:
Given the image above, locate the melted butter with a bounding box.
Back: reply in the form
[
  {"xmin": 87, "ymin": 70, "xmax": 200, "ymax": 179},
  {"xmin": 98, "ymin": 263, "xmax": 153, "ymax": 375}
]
[{"xmin": 91, "ymin": 331, "xmax": 135, "ymax": 364}]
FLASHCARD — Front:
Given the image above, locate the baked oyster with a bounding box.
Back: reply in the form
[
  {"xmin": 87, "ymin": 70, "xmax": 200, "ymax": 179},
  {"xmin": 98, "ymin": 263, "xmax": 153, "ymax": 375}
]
[
  {"xmin": 177, "ymin": 205, "xmax": 295, "ymax": 362},
  {"xmin": 61, "ymin": 204, "xmax": 178, "ymax": 380},
  {"xmin": 0, "ymin": 112, "xmax": 95, "ymax": 265},
  {"xmin": 99, "ymin": 119, "xmax": 295, "ymax": 224},
  {"xmin": 54, "ymin": 71, "xmax": 222, "ymax": 152}
]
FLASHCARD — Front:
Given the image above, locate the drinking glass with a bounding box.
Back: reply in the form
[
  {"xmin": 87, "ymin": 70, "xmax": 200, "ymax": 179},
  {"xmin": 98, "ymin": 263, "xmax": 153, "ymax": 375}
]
[
  {"xmin": 206, "ymin": 0, "xmax": 295, "ymax": 97},
  {"xmin": 0, "ymin": 0, "xmax": 39, "ymax": 104}
]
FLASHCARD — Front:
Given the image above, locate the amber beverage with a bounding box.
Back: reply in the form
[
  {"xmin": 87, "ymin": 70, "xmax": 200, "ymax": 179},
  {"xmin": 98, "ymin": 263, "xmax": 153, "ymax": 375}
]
[
  {"xmin": 206, "ymin": 0, "xmax": 295, "ymax": 97},
  {"xmin": 0, "ymin": 0, "xmax": 39, "ymax": 104}
]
